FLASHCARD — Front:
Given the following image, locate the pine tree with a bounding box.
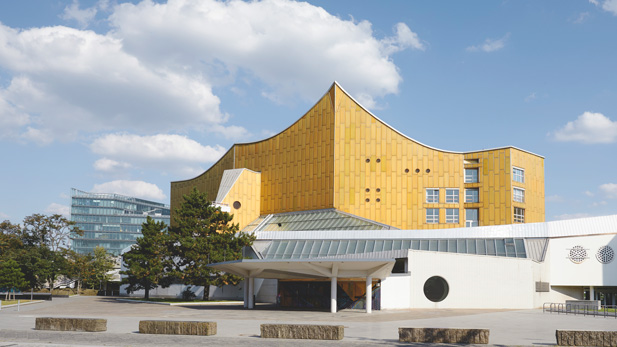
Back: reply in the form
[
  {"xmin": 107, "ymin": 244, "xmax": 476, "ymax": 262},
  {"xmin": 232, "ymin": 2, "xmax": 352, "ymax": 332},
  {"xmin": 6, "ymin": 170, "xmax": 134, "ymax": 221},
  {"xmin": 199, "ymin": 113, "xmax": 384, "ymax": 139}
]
[
  {"xmin": 0, "ymin": 259, "xmax": 28, "ymax": 300},
  {"xmin": 121, "ymin": 217, "xmax": 170, "ymax": 299},
  {"xmin": 168, "ymin": 188, "xmax": 255, "ymax": 300}
]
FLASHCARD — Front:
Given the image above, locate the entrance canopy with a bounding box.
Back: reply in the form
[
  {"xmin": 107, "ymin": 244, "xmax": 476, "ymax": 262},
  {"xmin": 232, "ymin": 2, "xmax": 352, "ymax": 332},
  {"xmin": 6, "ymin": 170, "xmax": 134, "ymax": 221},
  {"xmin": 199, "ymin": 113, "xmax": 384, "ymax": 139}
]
[{"xmin": 210, "ymin": 258, "xmax": 395, "ymax": 280}]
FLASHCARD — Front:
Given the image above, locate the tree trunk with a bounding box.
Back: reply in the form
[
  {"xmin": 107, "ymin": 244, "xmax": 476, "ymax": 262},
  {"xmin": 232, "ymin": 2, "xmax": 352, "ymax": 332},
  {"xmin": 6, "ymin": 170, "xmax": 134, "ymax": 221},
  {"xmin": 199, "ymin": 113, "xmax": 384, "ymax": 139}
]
[
  {"xmin": 144, "ymin": 287, "xmax": 150, "ymax": 300},
  {"xmin": 203, "ymin": 284, "xmax": 210, "ymax": 301}
]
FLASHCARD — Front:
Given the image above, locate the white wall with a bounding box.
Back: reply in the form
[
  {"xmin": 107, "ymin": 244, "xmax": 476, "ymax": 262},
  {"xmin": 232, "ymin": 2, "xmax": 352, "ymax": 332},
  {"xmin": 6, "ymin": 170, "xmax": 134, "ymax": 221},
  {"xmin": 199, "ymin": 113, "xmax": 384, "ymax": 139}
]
[
  {"xmin": 408, "ymin": 250, "xmax": 537, "ymax": 309},
  {"xmin": 548, "ymin": 235, "xmax": 617, "ymax": 286},
  {"xmin": 381, "ymin": 274, "xmax": 411, "ymax": 309}
]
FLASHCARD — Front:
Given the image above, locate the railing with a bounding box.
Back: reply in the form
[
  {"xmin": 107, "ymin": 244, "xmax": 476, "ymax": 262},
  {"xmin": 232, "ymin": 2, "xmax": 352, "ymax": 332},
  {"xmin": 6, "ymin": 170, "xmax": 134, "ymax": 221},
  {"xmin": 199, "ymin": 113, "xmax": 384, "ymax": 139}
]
[{"xmin": 543, "ymin": 302, "xmax": 617, "ymax": 318}]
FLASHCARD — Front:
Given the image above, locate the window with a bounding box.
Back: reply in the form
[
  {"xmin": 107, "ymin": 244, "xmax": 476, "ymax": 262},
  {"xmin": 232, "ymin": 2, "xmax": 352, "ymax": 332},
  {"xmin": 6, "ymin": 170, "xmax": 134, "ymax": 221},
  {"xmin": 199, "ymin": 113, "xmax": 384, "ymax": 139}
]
[
  {"xmin": 513, "ymin": 188, "xmax": 525, "ymax": 203},
  {"xmin": 513, "ymin": 167, "xmax": 524, "ymax": 183},
  {"xmin": 465, "ymin": 209, "xmax": 479, "ymax": 227},
  {"xmin": 465, "ymin": 168, "xmax": 478, "ymax": 183},
  {"xmin": 426, "ymin": 189, "xmax": 439, "ymax": 203},
  {"xmin": 445, "ymin": 189, "xmax": 459, "ymax": 203},
  {"xmin": 514, "ymin": 207, "xmax": 525, "ymax": 223},
  {"xmin": 465, "ymin": 188, "xmax": 479, "ymax": 203},
  {"xmin": 426, "ymin": 208, "xmax": 439, "ymax": 224},
  {"xmin": 446, "ymin": 208, "xmax": 459, "ymax": 223}
]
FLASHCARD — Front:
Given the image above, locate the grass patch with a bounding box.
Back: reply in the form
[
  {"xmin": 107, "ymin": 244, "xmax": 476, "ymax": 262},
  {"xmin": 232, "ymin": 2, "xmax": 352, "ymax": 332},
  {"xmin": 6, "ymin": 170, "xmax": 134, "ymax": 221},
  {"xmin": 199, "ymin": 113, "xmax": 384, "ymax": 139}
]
[{"xmin": 0, "ymin": 299, "xmax": 34, "ymax": 306}]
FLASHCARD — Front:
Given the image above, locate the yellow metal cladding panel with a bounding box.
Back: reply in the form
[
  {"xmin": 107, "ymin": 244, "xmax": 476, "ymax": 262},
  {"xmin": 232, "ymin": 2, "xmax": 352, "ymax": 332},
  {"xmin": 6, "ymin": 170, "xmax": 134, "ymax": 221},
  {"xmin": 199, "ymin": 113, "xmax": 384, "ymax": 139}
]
[
  {"xmin": 220, "ymin": 170, "xmax": 261, "ymax": 231},
  {"xmin": 333, "ymin": 85, "xmax": 465, "ymax": 230},
  {"xmin": 170, "ymin": 148, "xmax": 235, "ymax": 222},
  {"xmin": 233, "ymin": 88, "xmax": 335, "ymax": 215},
  {"xmin": 511, "ymin": 148, "xmax": 545, "ymax": 223}
]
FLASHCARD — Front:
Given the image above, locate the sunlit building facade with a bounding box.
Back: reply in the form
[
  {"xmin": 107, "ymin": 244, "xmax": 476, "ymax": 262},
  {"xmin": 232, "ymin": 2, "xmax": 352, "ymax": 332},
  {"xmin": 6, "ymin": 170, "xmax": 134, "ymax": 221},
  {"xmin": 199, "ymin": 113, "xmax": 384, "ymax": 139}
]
[{"xmin": 70, "ymin": 188, "xmax": 170, "ymax": 256}]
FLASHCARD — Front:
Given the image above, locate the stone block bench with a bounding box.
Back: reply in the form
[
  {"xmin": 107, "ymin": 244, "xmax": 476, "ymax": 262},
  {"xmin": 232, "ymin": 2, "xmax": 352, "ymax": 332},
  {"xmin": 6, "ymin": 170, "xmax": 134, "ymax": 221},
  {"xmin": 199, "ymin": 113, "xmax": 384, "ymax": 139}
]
[
  {"xmin": 35, "ymin": 317, "xmax": 107, "ymax": 332},
  {"xmin": 556, "ymin": 330, "xmax": 617, "ymax": 346},
  {"xmin": 261, "ymin": 324, "xmax": 344, "ymax": 340},
  {"xmin": 399, "ymin": 327, "xmax": 489, "ymax": 344},
  {"xmin": 139, "ymin": 320, "xmax": 217, "ymax": 336}
]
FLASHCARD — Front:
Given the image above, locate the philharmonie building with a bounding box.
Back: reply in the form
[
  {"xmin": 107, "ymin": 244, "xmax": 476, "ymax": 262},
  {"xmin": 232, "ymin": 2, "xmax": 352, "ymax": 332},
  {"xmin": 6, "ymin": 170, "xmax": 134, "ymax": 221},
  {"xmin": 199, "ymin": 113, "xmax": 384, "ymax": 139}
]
[{"xmin": 170, "ymin": 82, "xmax": 617, "ymax": 312}]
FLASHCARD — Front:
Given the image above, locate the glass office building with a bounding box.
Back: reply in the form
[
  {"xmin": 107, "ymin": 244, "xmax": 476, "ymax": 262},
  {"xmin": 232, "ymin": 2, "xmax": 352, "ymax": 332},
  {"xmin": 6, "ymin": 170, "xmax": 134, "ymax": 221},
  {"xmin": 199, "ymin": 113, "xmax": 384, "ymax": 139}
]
[{"xmin": 70, "ymin": 188, "xmax": 170, "ymax": 255}]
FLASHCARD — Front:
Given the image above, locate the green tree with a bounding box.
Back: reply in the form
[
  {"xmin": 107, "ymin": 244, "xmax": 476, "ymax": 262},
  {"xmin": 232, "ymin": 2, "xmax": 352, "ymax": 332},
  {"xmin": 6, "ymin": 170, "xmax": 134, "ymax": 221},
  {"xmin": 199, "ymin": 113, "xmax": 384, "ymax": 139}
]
[
  {"xmin": 121, "ymin": 217, "xmax": 170, "ymax": 299},
  {"xmin": 0, "ymin": 221, "xmax": 23, "ymax": 260},
  {"xmin": 168, "ymin": 188, "xmax": 255, "ymax": 300},
  {"xmin": 0, "ymin": 259, "xmax": 28, "ymax": 300},
  {"xmin": 65, "ymin": 250, "xmax": 94, "ymax": 293},
  {"xmin": 87, "ymin": 246, "xmax": 115, "ymax": 290}
]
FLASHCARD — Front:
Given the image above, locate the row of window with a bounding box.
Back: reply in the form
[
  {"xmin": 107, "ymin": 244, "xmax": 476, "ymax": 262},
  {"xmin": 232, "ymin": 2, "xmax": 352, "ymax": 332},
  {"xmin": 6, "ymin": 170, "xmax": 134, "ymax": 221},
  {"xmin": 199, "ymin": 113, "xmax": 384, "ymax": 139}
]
[
  {"xmin": 426, "ymin": 187, "xmax": 525, "ymax": 204},
  {"xmin": 464, "ymin": 167, "xmax": 525, "ymax": 184},
  {"xmin": 426, "ymin": 208, "xmax": 524, "ymax": 225}
]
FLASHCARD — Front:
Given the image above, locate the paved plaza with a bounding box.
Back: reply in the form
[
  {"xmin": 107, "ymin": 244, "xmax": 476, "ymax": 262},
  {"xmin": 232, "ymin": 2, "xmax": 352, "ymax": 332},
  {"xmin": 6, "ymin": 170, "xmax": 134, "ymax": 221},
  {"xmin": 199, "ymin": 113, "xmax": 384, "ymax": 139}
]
[{"xmin": 1, "ymin": 296, "xmax": 616, "ymax": 346}]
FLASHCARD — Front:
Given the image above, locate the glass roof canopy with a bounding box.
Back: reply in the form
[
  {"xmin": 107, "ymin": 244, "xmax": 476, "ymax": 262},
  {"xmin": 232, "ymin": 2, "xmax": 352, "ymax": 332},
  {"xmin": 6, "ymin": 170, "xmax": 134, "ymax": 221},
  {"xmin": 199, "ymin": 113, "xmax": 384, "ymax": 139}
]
[{"xmin": 261, "ymin": 238, "xmax": 527, "ymax": 260}]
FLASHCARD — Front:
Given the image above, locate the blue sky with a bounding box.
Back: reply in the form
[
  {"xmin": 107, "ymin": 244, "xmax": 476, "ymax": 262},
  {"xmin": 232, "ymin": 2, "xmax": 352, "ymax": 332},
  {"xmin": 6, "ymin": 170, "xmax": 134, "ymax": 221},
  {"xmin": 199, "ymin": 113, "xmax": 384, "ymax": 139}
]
[{"xmin": 1, "ymin": 0, "xmax": 616, "ymax": 224}]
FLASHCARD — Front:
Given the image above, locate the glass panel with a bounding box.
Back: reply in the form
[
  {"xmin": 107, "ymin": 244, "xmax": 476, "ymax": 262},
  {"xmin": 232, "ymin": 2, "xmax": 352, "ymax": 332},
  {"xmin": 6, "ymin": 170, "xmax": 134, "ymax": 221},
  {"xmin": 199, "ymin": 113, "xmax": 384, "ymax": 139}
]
[
  {"xmin": 476, "ymin": 239, "xmax": 486, "ymax": 255},
  {"xmin": 411, "ymin": 240, "xmax": 419, "ymax": 250},
  {"xmin": 275, "ymin": 241, "xmax": 288, "ymax": 259},
  {"xmin": 282, "ymin": 241, "xmax": 297, "ymax": 259},
  {"xmin": 402, "ymin": 240, "xmax": 411, "ymax": 249},
  {"xmin": 438, "ymin": 240, "xmax": 447, "ymax": 252},
  {"xmin": 429, "ymin": 240, "xmax": 438, "ymax": 251},
  {"xmin": 515, "ymin": 239, "xmax": 526, "ymax": 258},
  {"xmin": 495, "ymin": 239, "xmax": 506, "ymax": 256},
  {"xmin": 301, "ymin": 240, "xmax": 313, "ymax": 258},
  {"xmin": 448, "ymin": 239, "xmax": 457, "ymax": 253},
  {"xmin": 467, "ymin": 239, "xmax": 476, "ymax": 254},
  {"xmin": 384, "ymin": 240, "xmax": 393, "ymax": 251},
  {"xmin": 356, "ymin": 240, "xmax": 367, "ymax": 254},
  {"xmin": 393, "ymin": 240, "xmax": 402, "ymax": 250},
  {"xmin": 505, "ymin": 238, "xmax": 516, "ymax": 257},
  {"xmin": 374, "ymin": 240, "xmax": 385, "ymax": 252},
  {"xmin": 457, "ymin": 239, "xmax": 466, "ymax": 253},
  {"xmin": 319, "ymin": 241, "xmax": 331, "ymax": 257},
  {"xmin": 338, "ymin": 240, "xmax": 349, "ymax": 255},
  {"xmin": 486, "ymin": 239, "xmax": 496, "ymax": 256},
  {"xmin": 310, "ymin": 240, "xmax": 322, "ymax": 257},
  {"xmin": 419, "ymin": 240, "xmax": 429, "ymax": 251},
  {"xmin": 366, "ymin": 240, "xmax": 375, "ymax": 253},
  {"xmin": 328, "ymin": 241, "xmax": 340, "ymax": 256},
  {"xmin": 347, "ymin": 240, "xmax": 358, "ymax": 254}
]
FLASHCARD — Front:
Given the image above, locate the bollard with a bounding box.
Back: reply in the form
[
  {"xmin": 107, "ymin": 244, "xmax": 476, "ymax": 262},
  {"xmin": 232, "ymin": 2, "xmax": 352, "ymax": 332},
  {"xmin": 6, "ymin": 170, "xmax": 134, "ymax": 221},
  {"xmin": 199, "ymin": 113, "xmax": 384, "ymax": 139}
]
[{"xmin": 18, "ymin": 299, "xmax": 20, "ymax": 311}]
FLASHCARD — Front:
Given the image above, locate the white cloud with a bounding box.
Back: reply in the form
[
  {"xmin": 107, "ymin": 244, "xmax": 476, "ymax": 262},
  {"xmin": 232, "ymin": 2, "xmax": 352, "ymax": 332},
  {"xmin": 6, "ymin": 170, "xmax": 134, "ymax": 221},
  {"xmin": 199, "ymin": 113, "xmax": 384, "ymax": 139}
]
[
  {"xmin": 600, "ymin": 183, "xmax": 617, "ymax": 198},
  {"xmin": 91, "ymin": 180, "xmax": 166, "ymax": 201},
  {"xmin": 109, "ymin": 0, "xmax": 423, "ymax": 109},
  {"xmin": 584, "ymin": 190, "xmax": 595, "ymax": 197},
  {"xmin": 573, "ymin": 12, "xmax": 591, "ymax": 24},
  {"xmin": 524, "ymin": 92, "xmax": 537, "ymax": 102},
  {"xmin": 546, "ymin": 195, "xmax": 565, "ymax": 203},
  {"xmin": 90, "ymin": 133, "xmax": 227, "ymax": 175},
  {"xmin": 552, "ymin": 213, "xmax": 592, "ymax": 221},
  {"xmin": 591, "ymin": 0, "xmax": 617, "ymax": 15},
  {"xmin": 45, "ymin": 203, "xmax": 71, "ymax": 217},
  {"xmin": 61, "ymin": 0, "xmax": 98, "ymax": 28},
  {"xmin": 466, "ymin": 33, "xmax": 509, "ymax": 52},
  {"xmin": 552, "ymin": 112, "xmax": 617, "ymax": 144}
]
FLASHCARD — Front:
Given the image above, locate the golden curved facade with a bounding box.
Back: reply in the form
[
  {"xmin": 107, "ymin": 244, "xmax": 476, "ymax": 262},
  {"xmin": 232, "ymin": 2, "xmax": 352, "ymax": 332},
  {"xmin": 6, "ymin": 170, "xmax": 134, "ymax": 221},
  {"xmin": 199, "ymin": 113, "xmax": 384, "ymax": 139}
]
[{"xmin": 171, "ymin": 82, "xmax": 544, "ymax": 230}]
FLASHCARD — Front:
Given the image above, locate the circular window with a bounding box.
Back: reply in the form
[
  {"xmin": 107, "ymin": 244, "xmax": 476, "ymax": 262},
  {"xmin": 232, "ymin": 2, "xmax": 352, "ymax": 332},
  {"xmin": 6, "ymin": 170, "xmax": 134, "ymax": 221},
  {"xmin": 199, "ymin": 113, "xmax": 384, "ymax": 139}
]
[
  {"xmin": 415, "ymin": 168, "xmax": 420, "ymax": 173},
  {"xmin": 426, "ymin": 169, "xmax": 431, "ymax": 173},
  {"xmin": 365, "ymin": 188, "xmax": 370, "ymax": 192},
  {"xmin": 233, "ymin": 201, "xmax": 241, "ymax": 209},
  {"xmin": 366, "ymin": 158, "xmax": 370, "ymax": 163},
  {"xmin": 376, "ymin": 188, "xmax": 381, "ymax": 193},
  {"xmin": 423, "ymin": 276, "xmax": 449, "ymax": 302},
  {"xmin": 376, "ymin": 198, "xmax": 381, "ymax": 202},
  {"xmin": 376, "ymin": 158, "xmax": 381, "ymax": 163},
  {"xmin": 365, "ymin": 198, "xmax": 370, "ymax": 202},
  {"xmin": 596, "ymin": 246, "xmax": 615, "ymax": 264},
  {"xmin": 568, "ymin": 246, "xmax": 588, "ymax": 264},
  {"xmin": 405, "ymin": 168, "xmax": 410, "ymax": 173}
]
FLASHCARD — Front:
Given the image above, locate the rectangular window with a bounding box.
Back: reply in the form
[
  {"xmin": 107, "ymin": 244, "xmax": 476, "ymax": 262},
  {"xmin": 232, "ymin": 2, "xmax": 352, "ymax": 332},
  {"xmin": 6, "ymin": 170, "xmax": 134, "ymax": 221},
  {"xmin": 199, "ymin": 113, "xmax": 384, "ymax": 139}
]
[
  {"xmin": 446, "ymin": 208, "xmax": 459, "ymax": 223},
  {"xmin": 513, "ymin": 188, "xmax": 525, "ymax": 203},
  {"xmin": 426, "ymin": 189, "xmax": 439, "ymax": 203},
  {"xmin": 465, "ymin": 168, "xmax": 478, "ymax": 183},
  {"xmin": 465, "ymin": 188, "xmax": 479, "ymax": 203},
  {"xmin": 513, "ymin": 167, "xmax": 525, "ymax": 183},
  {"xmin": 445, "ymin": 189, "xmax": 459, "ymax": 203},
  {"xmin": 426, "ymin": 208, "xmax": 439, "ymax": 224},
  {"xmin": 514, "ymin": 207, "xmax": 525, "ymax": 223},
  {"xmin": 465, "ymin": 209, "xmax": 479, "ymax": 227}
]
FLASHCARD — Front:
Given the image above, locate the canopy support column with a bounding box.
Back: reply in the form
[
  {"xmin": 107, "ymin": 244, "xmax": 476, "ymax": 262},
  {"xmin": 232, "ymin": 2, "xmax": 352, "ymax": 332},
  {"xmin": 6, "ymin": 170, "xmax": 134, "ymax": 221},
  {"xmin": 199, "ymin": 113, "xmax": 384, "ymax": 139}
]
[
  {"xmin": 243, "ymin": 278, "xmax": 248, "ymax": 308},
  {"xmin": 366, "ymin": 275, "xmax": 372, "ymax": 314},
  {"xmin": 248, "ymin": 277, "xmax": 255, "ymax": 309},
  {"xmin": 330, "ymin": 277, "xmax": 337, "ymax": 313}
]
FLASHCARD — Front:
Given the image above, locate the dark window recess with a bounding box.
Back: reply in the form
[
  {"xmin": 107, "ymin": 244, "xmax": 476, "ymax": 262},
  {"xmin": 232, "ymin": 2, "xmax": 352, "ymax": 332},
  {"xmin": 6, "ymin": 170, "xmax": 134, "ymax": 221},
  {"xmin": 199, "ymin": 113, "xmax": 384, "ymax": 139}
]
[
  {"xmin": 365, "ymin": 188, "xmax": 370, "ymax": 192},
  {"xmin": 392, "ymin": 258, "xmax": 407, "ymax": 273},
  {"xmin": 376, "ymin": 198, "xmax": 381, "ymax": 202},
  {"xmin": 415, "ymin": 169, "xmax": 420, "ymax": 173},
  {"xmin": 366, "ymin": 158, "xmax": 370, "ymax": 163},
  {"xmin": 233, "ymin": 201, "xmax": 241, "ymax": 209},
  {"xmin": 376, "ymin": 158, "xmax": 381, "ymax": 163},
  {"xmin": 423, "ymin": 276, "xmax": 449, "ymax": 302},
  {"xmin": 365, "ymin": 198, "xmax": 370, "ymax": 202},
  {"xmin": 405, "ymin": 168, "xmax": 410, "ymax": 173},
  {"xmin": 376, "ymin": 188, "xmax": 381, "ymax": 193},
  {"xmin": 426, "ymin": 169, "xmax": 431, "ymax": 173}
]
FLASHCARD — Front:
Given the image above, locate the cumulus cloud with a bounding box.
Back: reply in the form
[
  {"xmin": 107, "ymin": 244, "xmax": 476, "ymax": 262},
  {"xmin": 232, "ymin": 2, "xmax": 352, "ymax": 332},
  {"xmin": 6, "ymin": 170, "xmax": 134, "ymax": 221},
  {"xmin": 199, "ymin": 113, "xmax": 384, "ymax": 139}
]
[
  {"xmin": 553, "ymin": 213, "xmax": 592, "ymax": 221},
  {"xmin": 109, "ymin": 0, "xmax": 423, "ymax": 109},
  {"xmin": 524, "ymin": 92, "xmax": 537, "ymax": 102},
  {"xmin": 600, "ymin": 183, "xmax": 617, "ymax": 198},
  {"xmin": 61, "ymin": 0, "xmax": 98, "ymax": 28},
  {"xmin": 45, "ymin": 203, "xmax": 71, "ymax": 217},
  {"xmin": 90, "ymin": 133, "xmax": 227, "ymax": 175},
  {"xmin": 467, "ymin": 33, "xmax": 510, "ymax": 53},
  {"xmin": 591, "ymin": 0, "xmax": 617, "ymax": 15},
  {"xmin": 92, "ymin": 180, "xmax": 166, "ymax": 201},
  {"xmin": 552, "ymin": 112, "xmax": 617, "ymax": 144}
]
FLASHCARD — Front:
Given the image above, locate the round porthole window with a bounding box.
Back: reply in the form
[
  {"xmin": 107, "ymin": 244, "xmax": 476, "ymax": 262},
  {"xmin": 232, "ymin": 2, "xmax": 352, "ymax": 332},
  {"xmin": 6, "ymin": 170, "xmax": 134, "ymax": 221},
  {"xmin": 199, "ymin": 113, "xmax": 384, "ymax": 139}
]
[
  {"xmin": 233, "ymin": 201, "xmax": 241, "ymax": 209},
  {"xmin": 366, "ymin": 158, "xmax": 370, "ymax": 163},
  {"xmin": 423, "ymin": 276, "xmax": 449, "ymax": 302},
  {"xmin": 376, "ymin": 158, "xmax": 381, "ymax": 163},
  {"xmin": 405, "ymin": 168, "xmax": 410, "ymax": 173},
  {"xmin": 415, "ymin": 168, "xmax": 420, "ymax": 173},
  {"xmin": 568, "ymin": 246, "xmax": 588, "ymax": 264},
  {"xmin": 596, "ymin": 246, "xmax": 614, "ymax": 264}
]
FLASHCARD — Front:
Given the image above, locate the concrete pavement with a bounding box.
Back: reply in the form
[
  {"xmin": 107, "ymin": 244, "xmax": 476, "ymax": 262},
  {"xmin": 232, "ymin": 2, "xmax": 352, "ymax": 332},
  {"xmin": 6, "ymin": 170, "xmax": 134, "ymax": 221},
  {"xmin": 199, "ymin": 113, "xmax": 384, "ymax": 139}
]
[{"xmin": 1, "ymin": 295, "xmax": 616, "ymax": 346}]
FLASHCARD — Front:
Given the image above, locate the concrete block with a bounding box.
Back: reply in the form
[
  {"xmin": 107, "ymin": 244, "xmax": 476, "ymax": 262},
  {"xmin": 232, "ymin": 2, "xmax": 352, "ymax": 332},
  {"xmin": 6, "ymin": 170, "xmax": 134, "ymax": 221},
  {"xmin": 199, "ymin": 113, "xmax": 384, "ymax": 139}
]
[
  {"xmin": 260, "ymin": 324, "xmax": 344, "ymax": 340},
  {"xmin": 35, "ymin": 317, "xmax": 107, "ymax": 332},
  {"xmin": 398, "ymin": 327, "xmax": 489, "ymax": 344},
  {"xmin": 556, "ymin": 330, "xmax": 617, "ymax": 347},
  {"xmin": 138, "ymin": 320, "xmax": 216, "ymax": 336}
]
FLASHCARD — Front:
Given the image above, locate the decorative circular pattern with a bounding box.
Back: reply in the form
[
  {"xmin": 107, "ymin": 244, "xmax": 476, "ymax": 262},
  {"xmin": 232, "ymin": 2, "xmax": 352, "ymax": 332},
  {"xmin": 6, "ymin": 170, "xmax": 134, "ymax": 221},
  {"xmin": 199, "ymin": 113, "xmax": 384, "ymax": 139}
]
[
  {"xmin": 233, "ymin": 201, "xmax": 241, "ymax": 209},
  {"xmin": 568, "ymin": 246, "xmax": 588, "ymax": 264},
  {"xmin": 596, "ymin": 246, "xmax": 614, "ymax": 264}
]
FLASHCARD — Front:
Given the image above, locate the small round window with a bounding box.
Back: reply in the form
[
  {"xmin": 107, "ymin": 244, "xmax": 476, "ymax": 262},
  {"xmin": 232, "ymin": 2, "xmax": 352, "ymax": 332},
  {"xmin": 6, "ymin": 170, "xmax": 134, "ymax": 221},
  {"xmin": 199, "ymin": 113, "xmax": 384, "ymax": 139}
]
[
  {"xmin": 423, "ymin": 276, "xmax": 449, "ymax": 302},
  {"xmin": 233, "ymin": 201, "xmax": 241, "ymax": 209}
]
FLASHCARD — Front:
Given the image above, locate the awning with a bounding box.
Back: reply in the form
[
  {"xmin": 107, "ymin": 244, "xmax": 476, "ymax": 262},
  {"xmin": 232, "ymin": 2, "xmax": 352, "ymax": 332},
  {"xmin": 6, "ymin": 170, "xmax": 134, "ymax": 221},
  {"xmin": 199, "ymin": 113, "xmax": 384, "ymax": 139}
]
[{"xmin": 210, "ymin": 258, "xmax": 395, "ymax": 279}]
